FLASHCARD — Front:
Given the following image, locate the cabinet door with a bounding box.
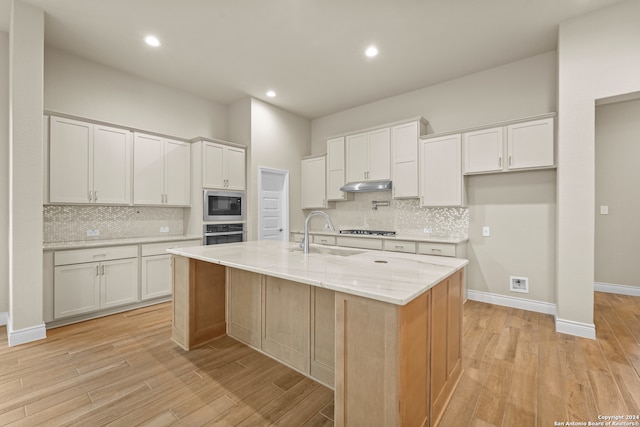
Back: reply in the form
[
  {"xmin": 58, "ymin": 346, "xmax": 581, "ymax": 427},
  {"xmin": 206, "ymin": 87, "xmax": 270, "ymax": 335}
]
[
  {"xmin": 311, "ymin": 287, "xmax": 335, "ymax": 387},
  {"xmin": 463, "ymin": 127, "xmax": 503, "ymax": 174},
  {"xmin": 367, "ymin": 127, "xmax": 391, "ymax": 181},
  {"xmin": 164, "ymin": 138, "xmax": 191, "ymax": 206},
  {"xmin": 202, "ymin": 142, "xmax": 225, "ymax": 189},
  {"xmin": 225, "ymin": 147, "xmax": 246, "ymax": 190},
  {"xmin": 420, "ymin": 134, "xmax": 463, "ymax": 207},
  {"xmin": 100, "ymin": 258, "xmax": 139, "ymax": 309},
  {"xmin": 346, "ymin": 133, "xmax": 369, "ymax": 183},
  {"xmin": 301, "ymin": 157, "xmax": 326, "ymax": 209},
  {"xmin": 507, "ymin": 117, "xmax": 554, "ymax": 170},
  {"xmin": 93, "ymin": 125, "xmax": 132, "ymax": 205},
  {"xmin": 262, "ymin": 276, "xmax": 311, "ymax": 373},
  {"xmin": 392, "ymin": 122, "xmax": 418, "ymax": 198},
  {"xmin": 326, "ymin": 137, "xmax": 347, "ymax": 201},
  {"xmin": 49, "ymin": 117, "xmax": 93, "ymax": 203},
  {"xmin": 54, "ymin": 262, "xmax": 100, "ymax": 318},
  {"xmin": 133, "ymin": 133, "xmax": 165, "ymax": 205},
  {"xmin": 141, "ymin": 254, "xmax": 173, "ymax": 300},
  {"xmin": 228, "ymin": 269, "xmax": 262, "ymax": 348}
]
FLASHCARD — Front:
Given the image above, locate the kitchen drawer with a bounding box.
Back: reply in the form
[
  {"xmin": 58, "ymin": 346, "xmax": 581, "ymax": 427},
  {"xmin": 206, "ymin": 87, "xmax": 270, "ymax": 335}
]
[
  {"xmin": 336, "ymin": 236, "xmax": 383, "ymax": 250},
  {"xmin": 383, "ymin": 240, "xmax": 416, "ymax": 254},
  {"xmin": 291, "ymin": 233, "xmax": 305, "ymax": 243},
  {"xmin": 141, "ymin": 239, "xmax": 201, "ymax": 257},
  {"xmin": 417, "ymin": 242, "xmax": 456, "ymax": 257},
  {"xmin": 55, "ymin": 245, "xmax": 138, "ymax": 266},
  {"xmin": 313, "ymin": 235, "xmax": 336, "ymax": 246}
]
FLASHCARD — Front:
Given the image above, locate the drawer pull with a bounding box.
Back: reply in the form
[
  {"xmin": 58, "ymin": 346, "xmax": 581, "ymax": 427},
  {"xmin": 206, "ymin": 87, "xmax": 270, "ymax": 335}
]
[
  {"xmin": 93, "ymin": 254, "xmax": 106, "ymax": 258},
  {"xmin": 395, "ymin": 245, "xmax": 404, "ymax": 249},
  {"xmin": 432, "ymin": 248, "xmax": 441, "ymax": 253},
  {"xmin": 96, "ymin": 266, "xmax": 99, "ymax": 276}
]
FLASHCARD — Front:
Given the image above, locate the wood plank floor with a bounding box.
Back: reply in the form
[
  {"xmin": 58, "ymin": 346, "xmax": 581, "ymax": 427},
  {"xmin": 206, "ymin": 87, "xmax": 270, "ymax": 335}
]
[{"xmin": 0, "ymin": 291, "xmax": 638, "ymax": 426}]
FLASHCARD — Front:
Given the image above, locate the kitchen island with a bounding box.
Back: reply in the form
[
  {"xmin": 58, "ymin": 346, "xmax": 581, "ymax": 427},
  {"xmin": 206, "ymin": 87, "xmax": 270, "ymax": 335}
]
[{"xmin": 168, "ymin": 240, "xmax": 468, "ymax": 427}]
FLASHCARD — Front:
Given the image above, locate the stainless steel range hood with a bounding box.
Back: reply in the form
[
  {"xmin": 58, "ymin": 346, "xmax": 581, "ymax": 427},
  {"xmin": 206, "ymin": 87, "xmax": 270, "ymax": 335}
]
[{"xmin": 340, "ymin": 180, "xmax": 392, "ymax": 192}]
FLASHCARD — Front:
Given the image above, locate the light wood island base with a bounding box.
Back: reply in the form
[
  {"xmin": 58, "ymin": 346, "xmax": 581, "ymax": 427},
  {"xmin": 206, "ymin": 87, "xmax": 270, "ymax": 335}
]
[{"xmin": 171, "ymin": 255, "xmax": 463, "ymax": 426}]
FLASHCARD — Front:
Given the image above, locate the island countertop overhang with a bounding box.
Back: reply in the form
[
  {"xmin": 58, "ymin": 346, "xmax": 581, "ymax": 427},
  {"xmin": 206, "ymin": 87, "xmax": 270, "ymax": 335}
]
[{"xmin": 168, "ymin": 240, "xmax": 468, "ymax": 305}]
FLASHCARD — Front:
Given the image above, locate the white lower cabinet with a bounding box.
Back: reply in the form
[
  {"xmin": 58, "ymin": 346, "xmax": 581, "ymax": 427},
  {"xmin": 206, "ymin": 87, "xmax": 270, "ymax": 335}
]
[
  {"xmin": 54, "ymin": 245, "xmax": 138, "ymax": 319},
  {"xmin": 140, "ymin": 239, "xmax": 201, "ymax": 300}
]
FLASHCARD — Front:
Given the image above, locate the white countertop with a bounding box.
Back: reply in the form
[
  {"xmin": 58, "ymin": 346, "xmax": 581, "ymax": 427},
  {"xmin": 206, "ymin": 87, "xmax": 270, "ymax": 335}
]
[
  {"xmin": 291, "ymin": 230, "xmax": 468, "ymax": 244},
  {"xmin": 168, "ymin": 240, "xmax": 468, "ymax": 306},
  {"xmin": 43, "ymin": 235, "xmax": 202, "ymax": 251}
]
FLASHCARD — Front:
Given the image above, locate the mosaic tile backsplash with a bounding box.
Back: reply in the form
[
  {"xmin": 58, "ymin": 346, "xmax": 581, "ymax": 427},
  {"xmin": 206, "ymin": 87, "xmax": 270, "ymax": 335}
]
[
  {"xmin": 44, "ymin": 205, "xmax": 184, "ymax": 243},
  {"xmin": 304, "ymin": 191, "xmax": 468, "ymax": 238}
]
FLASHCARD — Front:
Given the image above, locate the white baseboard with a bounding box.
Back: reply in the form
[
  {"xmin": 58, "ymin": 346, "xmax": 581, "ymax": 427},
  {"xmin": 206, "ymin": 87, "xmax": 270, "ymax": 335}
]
[
  {"xmin": 7, "ymin": 321, "xmax": 47, "ymax": 347},
  {"xmin": 594, "ymin": 282, "xmax": 640, "ymax": 297},
  {"xmin": 0, "ymin": 312, "xmax": 7, "ymax": 326},
  {"xmin": 466, "ymin": 290, "xmax": 557, "ymax": 316},
  {"xmin": 555, "ymin": 317, "xmax": 596, "ymax": 340}
]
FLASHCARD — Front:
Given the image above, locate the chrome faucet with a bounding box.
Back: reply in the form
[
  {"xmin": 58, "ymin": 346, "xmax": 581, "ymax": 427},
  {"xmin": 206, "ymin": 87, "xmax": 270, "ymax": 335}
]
[{"xmin": 302, "ymin": 211, "xmax": 335, "ymax": 254}]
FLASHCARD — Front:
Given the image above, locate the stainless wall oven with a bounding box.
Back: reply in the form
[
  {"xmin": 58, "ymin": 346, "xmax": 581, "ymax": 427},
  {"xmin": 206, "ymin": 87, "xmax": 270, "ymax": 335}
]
[
  {"xmin": 203, "ymin": 223, "xmax": 245, "ymax": 245},
  {"xmin": 203, "ymin": 190, "xmax": 245, "ymax": 221}
]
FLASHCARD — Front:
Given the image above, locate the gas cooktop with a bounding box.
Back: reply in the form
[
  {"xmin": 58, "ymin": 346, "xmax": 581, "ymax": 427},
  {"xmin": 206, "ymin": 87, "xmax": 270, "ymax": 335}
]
[{"xmin": 339, "ymin": 229, "xmax": 396, "ymax": 236}]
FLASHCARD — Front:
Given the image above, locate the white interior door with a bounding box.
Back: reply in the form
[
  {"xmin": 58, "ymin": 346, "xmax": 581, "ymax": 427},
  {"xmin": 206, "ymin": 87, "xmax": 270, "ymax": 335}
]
[{"xmin": 258, "ymin": 167, "xmax": 289, "ymax": 241}]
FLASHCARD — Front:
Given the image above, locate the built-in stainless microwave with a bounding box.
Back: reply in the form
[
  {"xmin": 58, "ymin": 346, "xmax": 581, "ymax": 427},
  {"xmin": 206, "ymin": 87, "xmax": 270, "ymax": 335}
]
[{"xmin": 203, "ymin": 190, "xmax": 245, "ymax": 221}]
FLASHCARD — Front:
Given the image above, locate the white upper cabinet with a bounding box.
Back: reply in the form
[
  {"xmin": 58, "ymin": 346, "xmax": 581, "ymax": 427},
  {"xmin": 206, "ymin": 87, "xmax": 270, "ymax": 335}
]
[
  {"xmin": 133, "ymin": 132, "xmax": 190, "ymax": 206},
  {"xmin": 391, "ymin": 121, "xmax": 424, "ymax": 199},
  {"xmin": 346, "ymin": 128, "xmax": 390, "ymax": 183},
  {"xmin": 49, "ymin": 116, "xmax": 132, "ymax": 205},
  {"xmin": 302, "ymin": 156, "xmax": 327, "ymax": 209},
  {"xmin": 420, "ymin": 134, "xmax": 464, "ymax": 207},
  {"xmin": 463, "ymin": 116, "xmax": 555, "ymax": 175},
  {"xmin": 202, "ymin": 141, "xmax": 246, "ymax": 191},
  {"xmin": 506, "ymin": 118, "xmax": 554, "ymax": 170},
  {"xmin": 326, "ymin": 137, "xmax": 349, "ymax": 201},
  {"xmin": 463, "ymin": 127, "xmax": 504, "ymax": 174}
]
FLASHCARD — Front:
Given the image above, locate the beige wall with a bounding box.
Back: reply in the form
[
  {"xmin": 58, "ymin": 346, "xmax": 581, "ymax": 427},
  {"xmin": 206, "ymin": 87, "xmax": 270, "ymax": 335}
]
[
  {"xmin": 0, "ymin": 31, "xmax": 8, "ymax": 315},
  {"xmin": 594, "ymin": 98, "xmax": 640, "ymax": 287},
  {"xmin": 310, "ymin": 51, "xmax": 558, "ymax": 303},
  {"xmin": 557, "ymin": 0, "xmax": 640, "ymax": 330},
  {"xmin": 9, "ymin": 0, "xmax": 45, "ymax": 334},
  {"xmin": 44, "ymin": 47, "xmax": 228, "ymax": 140},
  {"xmin": 311, "ymin": 51, "xmax": 557, "ymax": 154},
  {"xmin": 248, "ymin": 98, "xmax": 310, "ymax": 240},
  {"xmin": 467, "ymin": 171, "xmax": 556, "ymax": 302}
]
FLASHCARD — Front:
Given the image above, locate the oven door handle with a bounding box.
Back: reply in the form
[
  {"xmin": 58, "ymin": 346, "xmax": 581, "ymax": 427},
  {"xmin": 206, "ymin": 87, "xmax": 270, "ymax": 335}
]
[{"xmin": 204, "ymin": 231, "xmax": 244, "ymax": 237}]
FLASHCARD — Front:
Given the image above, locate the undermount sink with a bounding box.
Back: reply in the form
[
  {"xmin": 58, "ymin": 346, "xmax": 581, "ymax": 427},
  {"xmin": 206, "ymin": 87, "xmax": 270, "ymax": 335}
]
[{"xmin": 289, "ymin": 245, "xmax": 364, "ymax": 257}]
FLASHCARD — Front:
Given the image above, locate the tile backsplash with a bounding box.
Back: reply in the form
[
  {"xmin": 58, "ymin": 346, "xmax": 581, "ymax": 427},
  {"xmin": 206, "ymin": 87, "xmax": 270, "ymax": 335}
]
[
  {"xmin": 44, "ymin": 205, "xmax": 184, "ymax": 243},
  {"xmin": 304, "ymin": 191, "xmax": 468, "ymax": 238}
]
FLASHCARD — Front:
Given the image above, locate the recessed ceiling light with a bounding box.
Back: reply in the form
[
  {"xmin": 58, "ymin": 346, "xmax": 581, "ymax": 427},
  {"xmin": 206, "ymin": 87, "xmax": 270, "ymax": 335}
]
[
  {"xmin": 144, "ymin": 35, "xmax": 161, "ymax": 47},
  {"xmin": 266, "ymin": 90, "xmax": 276, "ymax": 98},
  {"xmin": 365, "ymin": 45, "xmax": 378, "ymax": 58}
]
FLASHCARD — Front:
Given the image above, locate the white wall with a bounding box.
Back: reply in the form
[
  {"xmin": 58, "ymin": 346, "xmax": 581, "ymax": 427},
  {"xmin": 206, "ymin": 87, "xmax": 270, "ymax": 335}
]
[
  {"xmin": 248, "ymin": 98, "xmax": 310, "ymax": 240},
  {"xmin": 556, "ymin": 0, "xmax": 640, "ymax": 333},
  {"xmin": 311, "ymin": 51, "xmax": 557, "ymax": 153},
  {"xmin": 0, "ymin": 31, "xmax": 8, "ymax": 316},
  {"xmin": 595, "ymin": 98, "xmax": 640, "ymax": 287},
  {"xmin": 9, "ymin": 0, "xmax": 45, "ymax": 339},
  {"xmin": 44, "ymin": 47, "xmax": 228, "ymax": 140}
]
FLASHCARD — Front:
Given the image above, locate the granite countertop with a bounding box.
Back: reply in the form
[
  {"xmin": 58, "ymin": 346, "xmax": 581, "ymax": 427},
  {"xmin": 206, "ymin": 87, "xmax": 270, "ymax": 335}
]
[
  {"xmin": 290, "ymin": 230, "xmax": 468, "ymax": 244},
  {"xmin": 168, "ymin": 240, "xmax": 468, "ymax": 306},
  {"xmin": 43, "ymin": 235, "xmax": 202, "ymax": 251}
]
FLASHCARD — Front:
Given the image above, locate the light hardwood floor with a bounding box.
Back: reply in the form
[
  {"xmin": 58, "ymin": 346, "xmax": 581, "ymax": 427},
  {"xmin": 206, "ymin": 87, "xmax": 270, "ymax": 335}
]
[{"xmin": 0, "ymin": 292, "xmax": 638, "ymax": 426}]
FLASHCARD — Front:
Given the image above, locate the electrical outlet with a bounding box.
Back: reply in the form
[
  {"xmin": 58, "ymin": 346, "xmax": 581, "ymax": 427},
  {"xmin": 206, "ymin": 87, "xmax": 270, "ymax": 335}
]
[
  {"xmin": 86, "ymin": 229, "xmax": 100, "ymax": 237},
  {"xmin": 482, "ymin": 226, "xmax": 490, "ymax": 237},
  {"xmin": 600, "ymin": 205, "xmax": 609, "ymax": 215},
  {"xmin": 423, "ymin": 227, "xmax": 433, "ymax": 234},
  {"xmin": 510, "ymin": 276, "xmax": 529, "ymax": 293},
  {"xmin": 160, "ymin": 226, "xmax": 170, "ymax": 233}
]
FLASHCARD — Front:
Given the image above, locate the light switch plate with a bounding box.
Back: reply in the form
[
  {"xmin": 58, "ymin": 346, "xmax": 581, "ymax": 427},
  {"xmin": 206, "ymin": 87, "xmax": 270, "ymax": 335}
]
[
  {"xmin": 160, "ymin": 226, "xmax": 170, "ymax": 233},
  {"xmin": 423, "ymin": 227, "xmax": 433, "ymax": 234},
  {"xmin": 87, "ymin": 229, "xmax": 100, "ymax": 237},
  {"xmin": 482, "ymin": 226, "xmax": 490, "ymax": 237}
]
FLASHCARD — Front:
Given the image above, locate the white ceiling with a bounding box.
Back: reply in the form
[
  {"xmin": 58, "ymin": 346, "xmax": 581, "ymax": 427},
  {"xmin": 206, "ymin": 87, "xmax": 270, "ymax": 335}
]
[{"xmin": 2, "ymin": 0, "xmax": 624, "ymax": 118}]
